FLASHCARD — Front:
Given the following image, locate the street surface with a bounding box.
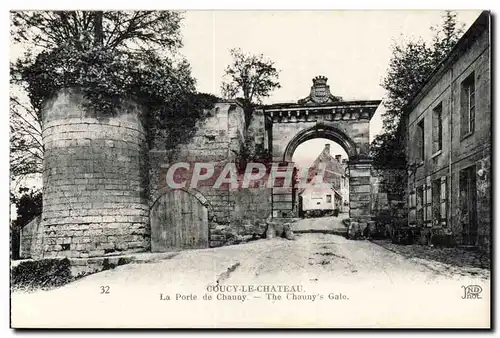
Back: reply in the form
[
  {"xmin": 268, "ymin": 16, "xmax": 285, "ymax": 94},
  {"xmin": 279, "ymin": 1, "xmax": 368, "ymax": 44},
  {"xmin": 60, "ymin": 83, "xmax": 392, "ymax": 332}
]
[
  {"xmin": 291, "ymin": 214, "xmax": 348, "ymax": 233},
  {"xmin": 11, "ymin": 217, "xmax": 490, "ymax": 328}
]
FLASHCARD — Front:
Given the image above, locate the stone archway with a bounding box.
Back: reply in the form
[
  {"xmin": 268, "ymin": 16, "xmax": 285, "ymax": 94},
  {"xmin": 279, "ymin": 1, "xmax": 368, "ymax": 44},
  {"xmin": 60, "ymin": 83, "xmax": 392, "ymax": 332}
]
[
  {"xmin": 258, "ymin": 76, "xmax": 380, "ymax": 229},
  {"xmin": 282, "ymin": 123, "xmax": 358, "ymax": 162},
  {"xmin": 280, "ymin": 125, "xmax": 373, "ymax": 228}
]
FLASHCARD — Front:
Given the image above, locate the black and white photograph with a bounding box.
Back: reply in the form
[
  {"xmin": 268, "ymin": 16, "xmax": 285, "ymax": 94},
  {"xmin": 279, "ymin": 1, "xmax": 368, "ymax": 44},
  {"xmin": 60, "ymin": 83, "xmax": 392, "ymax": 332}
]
[{"xmin": 8, "ymin": 8, "xmax": 492, "ymax": 328}]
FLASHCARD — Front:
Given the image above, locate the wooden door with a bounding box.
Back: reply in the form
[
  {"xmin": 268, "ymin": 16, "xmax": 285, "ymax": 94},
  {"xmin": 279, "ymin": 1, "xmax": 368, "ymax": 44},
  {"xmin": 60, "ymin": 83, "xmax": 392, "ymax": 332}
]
[{"xmin": 150, "ymin": 190, "xmax": 209, "ymax": 252}]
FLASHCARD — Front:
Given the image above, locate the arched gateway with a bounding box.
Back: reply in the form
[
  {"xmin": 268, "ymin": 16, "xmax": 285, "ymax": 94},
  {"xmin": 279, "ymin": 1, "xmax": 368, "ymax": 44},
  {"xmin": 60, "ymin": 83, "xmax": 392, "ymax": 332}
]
[{"xmin": 257, "ymin": 76, "xmax": 381, "ymax": 228}]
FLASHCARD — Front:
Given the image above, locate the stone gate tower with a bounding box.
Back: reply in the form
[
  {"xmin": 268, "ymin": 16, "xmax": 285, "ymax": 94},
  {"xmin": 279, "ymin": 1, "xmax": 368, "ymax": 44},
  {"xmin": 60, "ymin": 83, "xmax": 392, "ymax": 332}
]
[
  {"xmin": 256, "ymin": 76, "xmax": 381, "ymax": 233},
  {"xmin": 35, "ymin": 89, "xmax": 150, "ymax": 259}
]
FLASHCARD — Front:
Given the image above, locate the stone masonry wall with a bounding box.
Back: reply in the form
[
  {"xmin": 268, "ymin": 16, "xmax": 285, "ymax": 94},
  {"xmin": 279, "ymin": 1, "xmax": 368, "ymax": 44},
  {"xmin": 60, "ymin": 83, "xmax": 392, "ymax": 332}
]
[
  {"xmin": 19, "ymin": 215, "xmax": 41, "ymax": 259},
  {"xmin": 149, "ymin": 100, "xmax": 271, "ymax": 248},
  {"xmin": 37, "ymin": 89, "xmax": 150, "ymax": 259}
]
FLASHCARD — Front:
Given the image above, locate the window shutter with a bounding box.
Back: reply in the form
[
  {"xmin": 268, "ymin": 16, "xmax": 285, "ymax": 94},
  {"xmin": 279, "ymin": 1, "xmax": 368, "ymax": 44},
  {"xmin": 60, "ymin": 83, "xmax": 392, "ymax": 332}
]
[
  {"xmin": 426, "ymin": 183, "xmax": 432, "ymax": 206},
  {"xmin": 440, "ymin": 176, "xmax": 447, "ymax": 200},
  {"xmin": 416, "ymin": 186, "xmax": 424, "ymax": 226},
  {"xmin": 416, "ymin": 188, "xmax": 420, "ymax": 208},
  {"xmin": 440, "ymin": 176, "xmax": 448, "ymax": 226},
  {"xmin": 422, "ymin": 184, "xmax": 427, "ymax": 223},
  {"xmin": 426, "ymin": 206, "xmax": 432, "ymax": 226},
  {"xmin": 425, "ymin": 183, "xmax": 432, "ymax": 227}
]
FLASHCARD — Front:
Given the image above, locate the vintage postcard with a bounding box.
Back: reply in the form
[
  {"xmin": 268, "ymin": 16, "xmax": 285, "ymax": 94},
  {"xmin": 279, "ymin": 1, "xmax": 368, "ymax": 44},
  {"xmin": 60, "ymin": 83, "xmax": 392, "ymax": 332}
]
[{"xmin": 9, "ymin": 9, "xmax": 491, "ymax": 328}]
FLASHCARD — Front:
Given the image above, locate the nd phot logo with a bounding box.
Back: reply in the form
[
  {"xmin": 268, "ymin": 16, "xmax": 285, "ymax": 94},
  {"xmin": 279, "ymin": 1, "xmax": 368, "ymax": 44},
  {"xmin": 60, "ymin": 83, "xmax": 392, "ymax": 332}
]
[{"xmin": 461, "ymin": 285, "xmax": 483, "ymax": 299}]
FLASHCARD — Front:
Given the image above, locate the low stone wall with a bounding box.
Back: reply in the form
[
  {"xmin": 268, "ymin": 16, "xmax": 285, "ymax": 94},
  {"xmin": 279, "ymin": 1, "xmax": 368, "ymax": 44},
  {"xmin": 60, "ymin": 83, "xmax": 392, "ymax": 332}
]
[{"xmin": 19, "ymin": 215, "xmax": 42, "ymax": 259}]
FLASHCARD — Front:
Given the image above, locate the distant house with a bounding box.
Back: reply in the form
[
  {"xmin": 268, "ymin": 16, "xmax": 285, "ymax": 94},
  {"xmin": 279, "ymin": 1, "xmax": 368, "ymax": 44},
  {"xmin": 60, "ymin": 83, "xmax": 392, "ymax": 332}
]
[
  {"xmin": 404, "ymin": 11, "xmax": 491, "ymax": 252},
  {"xmin": 297, "ymin": 143, "xmax": 349, "ymax": 216},
  {"xmin": 299, "ymin": 185, "xmax": 342, "ymax": 214}
]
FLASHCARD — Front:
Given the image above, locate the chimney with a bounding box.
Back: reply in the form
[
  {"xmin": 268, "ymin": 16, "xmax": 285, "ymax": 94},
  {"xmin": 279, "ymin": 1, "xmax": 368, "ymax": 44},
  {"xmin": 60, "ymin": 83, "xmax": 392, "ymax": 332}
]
[
  {"xmin": 324, "ymin": 144, "xmax": 330, "ymax": 154},
  {"xmin": 335, "ymin": 154, "xmax": 341, "ymax": 162}
]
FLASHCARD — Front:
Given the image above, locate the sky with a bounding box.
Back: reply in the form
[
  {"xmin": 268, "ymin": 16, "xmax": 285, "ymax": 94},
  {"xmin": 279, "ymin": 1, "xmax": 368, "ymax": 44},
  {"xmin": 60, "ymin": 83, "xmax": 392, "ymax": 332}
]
[{"xmin": 178, "ymin": 10, "xmax": 482, "ymax": 145}]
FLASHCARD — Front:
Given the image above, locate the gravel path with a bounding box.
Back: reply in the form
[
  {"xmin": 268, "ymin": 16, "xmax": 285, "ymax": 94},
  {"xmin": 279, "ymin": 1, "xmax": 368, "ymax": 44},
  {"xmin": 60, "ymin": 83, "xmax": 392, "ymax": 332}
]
[{"xmin": 11, "ymin": 232, "xmax": 490, "ymax": 328}]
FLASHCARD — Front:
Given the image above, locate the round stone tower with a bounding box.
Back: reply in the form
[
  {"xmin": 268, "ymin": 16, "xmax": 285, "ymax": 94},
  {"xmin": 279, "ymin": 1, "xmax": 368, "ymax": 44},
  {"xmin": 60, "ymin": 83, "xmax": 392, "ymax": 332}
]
[{"xmin": 35, "ymin": 89, "xmax": 150, "ymax": 259}]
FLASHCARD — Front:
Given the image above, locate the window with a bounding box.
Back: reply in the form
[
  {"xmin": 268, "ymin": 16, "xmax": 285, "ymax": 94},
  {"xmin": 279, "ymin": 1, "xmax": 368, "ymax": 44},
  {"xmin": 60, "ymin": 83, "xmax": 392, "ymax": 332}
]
[
  {"xmin": 416, "ymin": 119, "xmax": 425, "ymax": 162},
  {"xmin": 432, "ymin": 103, "xmax": 443, "ymax": 154},
  {"xmin": 326, "ymin": 194, "xmax": 332, "ymax": 203},
  {"xmin": 461, "ymin": 72, "xmax": 475, "ymax": 138}
]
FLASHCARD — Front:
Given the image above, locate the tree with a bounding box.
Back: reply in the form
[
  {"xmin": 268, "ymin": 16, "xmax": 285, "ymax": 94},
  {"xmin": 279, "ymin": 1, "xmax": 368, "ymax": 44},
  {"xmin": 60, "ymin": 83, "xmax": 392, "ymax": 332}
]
[
  {"xmin": 380, "ymin": 11, "xmax": 464, "ymax": 133},
  {"xmin": 11, "ymin": 11, "xmax": 183, "ymax": 52},
  {"xmin": 430, "ymin": 11, "xmax": 465, "ymax": 63},
  {"xmin": 221, "ymin": 48, "xmax": 280, "ymax": 125},
  {"xmin": 11, "ymin": 187, "xmax": 43, "ymax": 229},
  {"xmin": 372, "ymin": 11, "xmax": 465, "ymax": 169},
  {"xmin": 370, "ymin": 11, "xmax": 465, "ymax": 216},
  {"xmin": 370, "ymin": 131, "xmax": 407, "ymax": 169},
  {"xmin": 10, "ymin": 10, "xmax": 196, "ymax": 179},
  {"xmin": 10, "ymin": 93, "xmax": 43, "ymax": 181},
  {"xmin": 380, "ymin": 39, "xmax": 435, "ymax": 133}
]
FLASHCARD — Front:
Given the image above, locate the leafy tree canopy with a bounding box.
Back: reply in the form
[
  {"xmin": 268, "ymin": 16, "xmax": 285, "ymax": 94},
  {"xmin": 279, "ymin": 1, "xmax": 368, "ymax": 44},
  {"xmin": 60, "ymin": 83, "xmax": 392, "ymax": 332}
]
[
  {"xmin": 221, "ymin": 48, "xmax": 281, "ymax": 107},
  {"xmin": 220, "ymin": 48, "xmax": 279, "ymax": 160},
  {"xmin": 11, "ymin": 11, "xmax": 196, "ymax": 131},
  {"xmin": 11, "ymin": 187, "xmax": 42, "ymax": 230},
  {"xmin": 372, "ymin": 11, "xmax": 464, "ymax": 170},
  {"xmin": 11, "ymin": 11, "xmax": 183, "ymax": 53},
  {"xmin": 10, "ymin": 10, "xmax": 201, "ymax": 178}
]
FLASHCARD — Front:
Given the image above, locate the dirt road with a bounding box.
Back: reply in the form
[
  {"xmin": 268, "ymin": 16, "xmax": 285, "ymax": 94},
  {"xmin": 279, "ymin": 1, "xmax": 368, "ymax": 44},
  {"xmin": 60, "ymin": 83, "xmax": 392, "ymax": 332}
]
[
  {"xmin": 11, "ymin": 233, "xmax": 490, "ymax": 328},
  {"xmin": 290, "ymin": 215, "xmax": 348, "ymax": 233}
]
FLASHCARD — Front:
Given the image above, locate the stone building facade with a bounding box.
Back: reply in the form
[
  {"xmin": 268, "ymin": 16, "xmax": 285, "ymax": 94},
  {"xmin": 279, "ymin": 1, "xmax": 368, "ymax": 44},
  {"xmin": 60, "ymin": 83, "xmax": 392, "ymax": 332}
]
[
  {"xmin": 405, "ymin": 12, "xmax": 491, "ymax": 253},
  {"xmin": 297, "ymin": 144, "xmax": 349, "ymax": 215}
]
